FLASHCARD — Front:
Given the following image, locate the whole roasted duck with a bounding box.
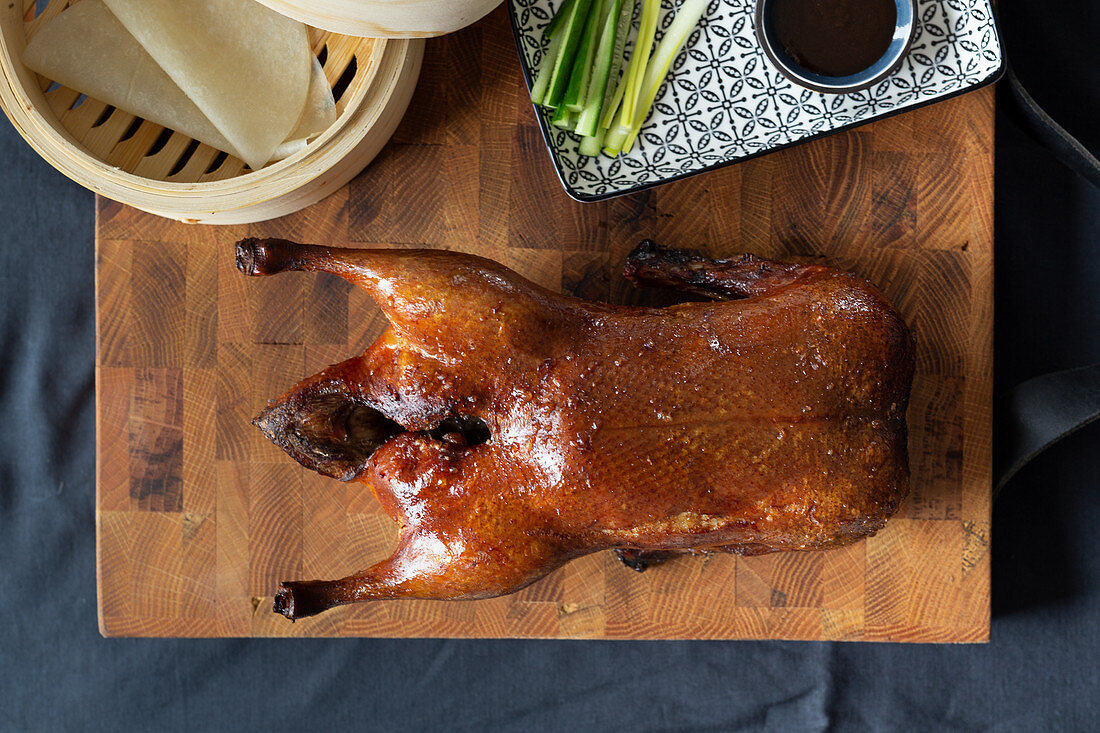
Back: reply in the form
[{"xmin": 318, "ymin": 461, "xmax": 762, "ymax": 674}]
[{"xmin": 236, "ymin": 238, "xmax": 915, "ymax": 621}]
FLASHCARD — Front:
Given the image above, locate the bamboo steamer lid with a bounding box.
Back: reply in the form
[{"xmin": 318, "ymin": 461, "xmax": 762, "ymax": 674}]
[
  {"xmin": 0, "ymin": 0, "xmax": 424, "ymax": 224},
  {"xmin": 253, "ymin": 0, "xmax": 503, "ymax": 38}
]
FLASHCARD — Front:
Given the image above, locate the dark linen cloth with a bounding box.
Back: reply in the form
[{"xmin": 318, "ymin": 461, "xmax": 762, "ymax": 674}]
[{"xmin": 2, "ymin": 2, "xmax": 1098, "ymax": 729}]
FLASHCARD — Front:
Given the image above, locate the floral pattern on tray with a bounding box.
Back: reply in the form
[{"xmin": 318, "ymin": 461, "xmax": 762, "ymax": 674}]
[{"xmin": 508, "ymin": 0, "xmax": 1004, "ymax": 200}]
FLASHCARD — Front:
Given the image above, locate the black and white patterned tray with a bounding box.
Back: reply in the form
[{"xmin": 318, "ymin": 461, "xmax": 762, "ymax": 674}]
[{"xmin": 509, "ymin": 0, "xmax": 1004, "ymax": 201}]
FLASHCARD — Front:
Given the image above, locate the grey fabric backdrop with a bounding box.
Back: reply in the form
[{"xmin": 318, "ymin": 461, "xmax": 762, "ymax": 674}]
[{"xmin": 3, "ymin": 3, "xmax": 1098, "ymax": 730}]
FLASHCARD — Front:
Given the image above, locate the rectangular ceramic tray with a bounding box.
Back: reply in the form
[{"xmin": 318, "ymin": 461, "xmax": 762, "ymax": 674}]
[{"xmin": 509, "ymin": 0, "xmax": 1004, "ymax": 200}]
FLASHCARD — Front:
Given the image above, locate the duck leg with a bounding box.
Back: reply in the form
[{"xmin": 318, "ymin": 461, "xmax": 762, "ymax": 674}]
[
  {"xmin": 235, "ymin": 238, "xmax": 575, "ymax": 358},
  {"xmin": 273, "ymin": 431, "xmax": 578, "ymax": 620}
]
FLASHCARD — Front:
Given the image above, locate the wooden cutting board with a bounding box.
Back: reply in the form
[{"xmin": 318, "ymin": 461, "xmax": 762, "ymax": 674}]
[{"xmin": 95, "ymin": 7, "xmax": 992, "ymax": 640}]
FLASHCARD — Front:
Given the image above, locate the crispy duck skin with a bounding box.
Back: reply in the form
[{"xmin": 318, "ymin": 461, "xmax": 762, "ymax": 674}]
[{"xmin": 235, "ymin": 238, "xmax": 916, "ymax": 621}]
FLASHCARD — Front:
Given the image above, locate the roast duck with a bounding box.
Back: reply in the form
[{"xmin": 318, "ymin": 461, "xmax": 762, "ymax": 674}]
[{"xmin": 235, "ymin": 238, "xmax": 916, "ymax": 621}]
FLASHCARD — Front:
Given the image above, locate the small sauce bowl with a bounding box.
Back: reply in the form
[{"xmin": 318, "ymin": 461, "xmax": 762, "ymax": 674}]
[{"xmin": 755, "ymin": 0, "xmax": 917, "ymax": 94}]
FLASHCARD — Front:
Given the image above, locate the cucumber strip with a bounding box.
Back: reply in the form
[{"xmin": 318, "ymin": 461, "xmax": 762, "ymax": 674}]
[
  {"xmin": 552, "ymin": 105, "xmax": 577, "ymax": 130},
  {"xmin": 618, "ymin": 0, "xmax": 660, "ymax": 131},
  {"xmin": 598, "ymin": 0, "xmax": 639, "ymax": 131},
  {"xmin": 545, "ymin": 0, "xmax": 594, "ymax": 109},
  {"xmin": 578, "ymin": 128, "xmax": 606, "ymax": 156},
  {"xmin": 563, "ymin": 0, "xmax": 606, "ymax": 112},
  {"xmin": 545, "ymin": 0, "xmax": 577, "ymax": 38},
  {"xmin": 575, "ymin": 0, "xmax": 623, "ymax": 137},
  {"xmin": 622, "ymin": 0, "xmax": 709, "ymax": 153},
  {"xmin": 574, "ymin": 95, "xmax": 602, "ymax": 138},
  {"xmin": 596, "ymin": 0, "xmax": 636, "ymax": 127},
  {"xmin": 600, "ymin": 0, "xmax": 647, "ymax": 131},
  {"xmin": 530, "ymin": 28, "xmax": 565, "ymax": 105}
]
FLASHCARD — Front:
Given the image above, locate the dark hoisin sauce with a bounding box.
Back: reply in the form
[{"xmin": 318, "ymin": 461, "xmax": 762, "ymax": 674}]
[{"xmin": 772, "ymin": 0, "xmax": 897, "ymax": 78}]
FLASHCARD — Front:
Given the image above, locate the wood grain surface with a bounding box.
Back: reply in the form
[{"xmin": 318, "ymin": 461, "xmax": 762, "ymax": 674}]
[{"xmin": 95, "ymin": 7, "xmax": 992, "ymax": 641}]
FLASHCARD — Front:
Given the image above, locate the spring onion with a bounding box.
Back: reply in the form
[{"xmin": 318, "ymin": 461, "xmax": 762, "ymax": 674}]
[
  {"xmin": 613, "ymin": 0, "xmax": 659, "ymax": 140},
  {"xmin": 575, "ymin": 0, "xmax": 624, "ymax": 137},
  {"xmin": 596, "ymin": 0, "xmax": 636, "ymax": 130},
  {"xmin": 621, "ymin": 0, "xmax": 708, "ymax": 153}
]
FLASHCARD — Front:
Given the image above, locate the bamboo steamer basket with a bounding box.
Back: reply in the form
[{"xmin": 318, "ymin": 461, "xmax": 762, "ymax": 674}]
[
  {"xmin": 0, "ymin": 0, "xmax": 424, "ymax": 224},
  {"xmin": 253, "ymin": 0, "xmax": 502, "ymax": 38}
]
